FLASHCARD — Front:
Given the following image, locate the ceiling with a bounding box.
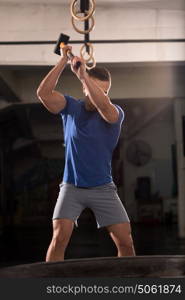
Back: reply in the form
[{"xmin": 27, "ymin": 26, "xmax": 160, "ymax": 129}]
[{"xmin": 0, "ymin": 0, "xmax": 184, "ymax": 10}]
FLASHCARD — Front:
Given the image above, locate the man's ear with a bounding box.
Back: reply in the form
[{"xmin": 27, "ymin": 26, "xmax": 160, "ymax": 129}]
[
  {"xmin": 82, "ymin": 84, "xmax": 85, "ymax": 94},
  {"xmin": 82, "ymin": 84, "xmax": 88, "ymax": 96}
]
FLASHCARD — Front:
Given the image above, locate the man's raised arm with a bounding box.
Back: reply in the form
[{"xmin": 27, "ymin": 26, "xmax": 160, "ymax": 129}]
[
  {"xmin": 71, "ymin": 56, "xmax": 119, "ymax": 123},
  {"xmin": 37, "ymin": 46, "xmax": 71, "ymax": 114}
]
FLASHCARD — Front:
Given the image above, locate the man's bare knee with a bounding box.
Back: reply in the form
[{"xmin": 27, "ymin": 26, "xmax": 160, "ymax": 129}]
[
  {"xmin": 117, "ymin": 229, "xmax": 133, "ymax": 248},
  {"xmin": 116, "ymin": 234, "xmax": 134, "ymax": 249},
  {"xmin": 52, "ymin": 218, "xmax": 74, "ymax": 248},
  {"xmin": 51, "ymin": 235, "xmax": 69, "ymax": 250}
]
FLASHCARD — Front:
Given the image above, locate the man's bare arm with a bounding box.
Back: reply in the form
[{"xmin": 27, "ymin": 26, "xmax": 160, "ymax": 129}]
[
  {"xmin": 37, "ymin": 46, "xmax": 71, "ymax": 114},
  {"xmin": 81, "ymin": 74, "xmax": 119, "ymax": 123},
  {"xmin": 71, "ymin": 57, "xmax": 119, "ymax": 123}
]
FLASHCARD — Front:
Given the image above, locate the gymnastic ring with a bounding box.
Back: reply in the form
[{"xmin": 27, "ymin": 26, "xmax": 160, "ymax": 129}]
[
  {"xmin": 70, "ymin": 0, "xmax": 96, "ymax": 21},
  {"xmin": 85, "ymin": 56, "xmax": 96, "ymax": 70},
  {"xmin": 80, "ymin": 44, "xmax": 93, "ymax": 62},
  {"xmin": 71, "ymin": 16, "xmax": 95, "ymax": 34},
  {"xmin": 80, "ymin": 43, "xmax": 94, "ymax": 63}
]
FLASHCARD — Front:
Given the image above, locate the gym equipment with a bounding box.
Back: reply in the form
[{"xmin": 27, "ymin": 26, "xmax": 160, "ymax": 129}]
[
  {"xmin": 70, "ymin": 0, "xmax": 96, "ymax": 69},
  {"xmin": 71, "ymin": 15, "xmax": 95, "ymax": 34},
  {"xmin": 54, "ymin": 33, "xmax": 81, "ymax": 69},
  {"xmin": 80, "ymin": 42, "xmax": 93, "ymax": 62},
  {"xmin": 70, "ymin": 0, "xmax": 96, "ymax": 21},
  {"xmin": 0, "ymin": 256, "xmax": 184, "ymax": 278},
  {"xmin": 80, "ymin": 42, "xmax": 96, "ymax": 69}
]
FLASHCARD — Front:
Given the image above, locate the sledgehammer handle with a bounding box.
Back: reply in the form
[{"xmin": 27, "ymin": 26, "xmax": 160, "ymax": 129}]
[
  {"xmin": 66, "ymin": 50, "xmax": 81, "ymax": 69},
  {"xmin": 60, "ymin": 42, "xmax": 81, "ymax": 70}
]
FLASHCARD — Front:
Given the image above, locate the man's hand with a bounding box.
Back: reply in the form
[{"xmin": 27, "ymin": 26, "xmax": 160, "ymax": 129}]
[
  {"xmin": 60, "ymin": 45, "xmax": 72, "ymax": 61},
  {"xmin": 71, "ymin": 56, "xmax": 86, "ymax": 81}
]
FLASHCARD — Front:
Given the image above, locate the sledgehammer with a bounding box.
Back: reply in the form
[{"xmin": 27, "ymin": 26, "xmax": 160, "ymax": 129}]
[{"xmin": 54, "ymin": 33, "xmax": 81, "ymax": 69}]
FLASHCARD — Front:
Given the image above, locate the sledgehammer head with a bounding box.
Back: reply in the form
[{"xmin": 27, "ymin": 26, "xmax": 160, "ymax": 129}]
[
  {"xmin": 54, "ymin": 32, "xmax": 81, "ymax": 70},
  {"xmin": 54, "ymin": 33, "xmax": 70, "ymax": 55}
]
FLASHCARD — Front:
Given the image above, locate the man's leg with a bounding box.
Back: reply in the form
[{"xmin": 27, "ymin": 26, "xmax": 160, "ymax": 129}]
[
  {"xmin": 46, "ymin": 218, "xmax": 74, "ymax": 262},
  {"xmin": 106, "ymin": 222, "xmax": 135, "ymax": 257}
]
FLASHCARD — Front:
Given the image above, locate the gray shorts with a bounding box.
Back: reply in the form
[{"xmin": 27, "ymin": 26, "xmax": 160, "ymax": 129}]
[{"xmin": 52, "ymin": 181, "xmax": 130, "ymax": 228}]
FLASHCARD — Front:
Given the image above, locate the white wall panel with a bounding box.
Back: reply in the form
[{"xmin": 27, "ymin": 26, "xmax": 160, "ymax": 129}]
[{"xmin": 0, "ymin": 3, "xmax": 184, "ymax": 65}]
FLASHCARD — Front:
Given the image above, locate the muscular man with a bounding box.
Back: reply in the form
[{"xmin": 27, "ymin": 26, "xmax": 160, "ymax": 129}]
[{"xmin": 37, "ymin": 45, "xmax": 135, "ymax": 262}]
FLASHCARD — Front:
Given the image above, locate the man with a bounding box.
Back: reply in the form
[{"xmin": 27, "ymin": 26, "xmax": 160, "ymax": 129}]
[{"xmin": 37, "ymin": 45, "xmax": 135, "ymax": 262}]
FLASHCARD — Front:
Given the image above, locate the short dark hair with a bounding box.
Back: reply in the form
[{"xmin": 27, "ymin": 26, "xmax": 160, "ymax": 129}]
[{"xmin": 87, "ymin": 67, "xmax": 111, "ymax": 82}]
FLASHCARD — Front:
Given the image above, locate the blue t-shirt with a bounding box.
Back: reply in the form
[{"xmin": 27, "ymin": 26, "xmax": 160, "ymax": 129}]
[{"xmin": 60, "ymin": 95, "xmax": 124, "ymax": 187}]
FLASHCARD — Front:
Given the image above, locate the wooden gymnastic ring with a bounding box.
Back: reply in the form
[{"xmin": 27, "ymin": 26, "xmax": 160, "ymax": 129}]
[
  {"xmin": 80, "ymin": 43, "xmax": 94, "ymax": 63},
  {"xmin": 85, "ymin": 56, "xmax": 96, "ymax": 70},
  {"xmin": 71, "ymin": 15, "xmax": 95, "ymax": 34},
  {"xmin": 70, "ymin": 0, "xmax": 96, "ymax": 21}
]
